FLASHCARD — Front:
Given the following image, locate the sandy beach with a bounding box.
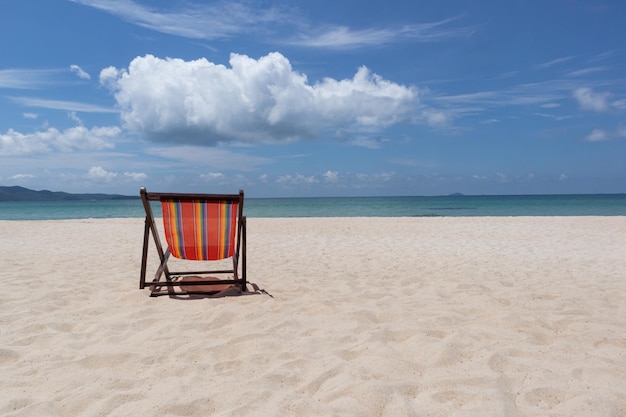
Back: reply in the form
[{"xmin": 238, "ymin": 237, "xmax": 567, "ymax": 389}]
[{"xmin": 1, "ymin": 216, "xmax": 625, "ymax": 416}]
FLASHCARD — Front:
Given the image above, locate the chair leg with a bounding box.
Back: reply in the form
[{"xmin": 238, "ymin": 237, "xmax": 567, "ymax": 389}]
[
  {"xmin": 241, "ymin": 217, "xmax": 247, "ymax": 291},
  {"xmin": 140, "ymin": 217, "xmax": 150, "ymax": 289},
  {"xmin": 154, "ymin": 248, "xmax": 171, "ymax": 283}
]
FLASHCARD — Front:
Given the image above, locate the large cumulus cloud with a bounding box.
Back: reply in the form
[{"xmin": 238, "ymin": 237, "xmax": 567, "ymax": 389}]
[{"xmin": 100, "ymin": 52, "xmax": 418, "ymax": 145}]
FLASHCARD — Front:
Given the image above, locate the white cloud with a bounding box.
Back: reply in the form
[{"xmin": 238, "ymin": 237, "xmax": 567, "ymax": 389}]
[
  {"xmin": 573, "ymin": 87, "xmax": 610, "ymax": 112},
  {"xmin": 584, "ymin": 124, "xmax": 626, "ymax": 142},
  {"xmin": 0, "ymin": 126, "xmax": 120, "ymax": 155},
  {"xmin": 9, "ymin": 174, "xmax": 35, "ymax": 180},
  {"xmin": 87, "ymin": 166, "xmax": 118, "ymax": 181},
  {"xmin": 496, "ymin": 172, "xmax": 508, "ymax": 182},
  {"xmin": 323, "ymin": 170, "xmax": 339, "ymax": 182},
  {"xmin": 85, "ymin": 168, "xmax": 147, "ymax": 185},
  {"xmin": 22, "ymin": 113, "xmax": 38, "ymax": 119},
  {"xmin": 276, "ymin": 174, "xmax": 318, "ymax": 185},
  {"xmin": 70, "ymin": 64, "xmax": 91, "ymax": 80},
  {"xmin": 350, "ymin": 137, "xmax": 385, "ymax": 149},
  {"xmin": 68, "ymin": 112, "xmax": 83, "ymax": 125},
  {"xmin": 100, "ymin": 52, "xmax": 418, "ymax": 145},
  {"xmin": 124, "ymin": 171, "xmax": 147, "ymax": 181},
  {"xmin": 372, "ymin": 172, "xmax": 395, "ymax": 182},
  {"xmin": 99, "ymin": 66, "xmax": 121, "ymax": 89},
  {"xmin": 422, "ymin": 109, "xmax": 449, "ymax": 126},
  {"xmin": 200, "ymin": 172, "xmax": 225, "ymax": 181},
  {"xmin": 585, "ymin": 129, "xmax": 608, "ymax": 142}
]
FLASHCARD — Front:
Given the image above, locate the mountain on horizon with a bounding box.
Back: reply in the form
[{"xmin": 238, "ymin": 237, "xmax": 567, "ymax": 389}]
[{"xmin": 0, "ymin": 186, "xmax": 137, "ymax": 202}]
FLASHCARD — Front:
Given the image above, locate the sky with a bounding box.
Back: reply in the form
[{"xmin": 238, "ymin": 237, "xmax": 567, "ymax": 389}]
[{"xmin": 1, "ymin": 0, "xmax": 625, "ymax": 197}]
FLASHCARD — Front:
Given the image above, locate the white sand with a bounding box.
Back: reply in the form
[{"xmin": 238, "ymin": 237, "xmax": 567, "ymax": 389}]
[{"xmin": 1, "ymin": 217, "xmax": 625, "ymax": 416}]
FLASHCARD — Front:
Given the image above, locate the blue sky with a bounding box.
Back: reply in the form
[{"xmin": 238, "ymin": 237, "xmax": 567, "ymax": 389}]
[{"xmin": 1, "ymin": 0, "xmax": 625, "ymax": 197}]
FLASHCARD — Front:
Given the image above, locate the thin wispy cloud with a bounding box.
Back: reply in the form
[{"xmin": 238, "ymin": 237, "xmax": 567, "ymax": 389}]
[
  {"xmin": 613, "ymin": 99, "xmax": 626, "ymax": 110},
  {"xmin": 349, "ymin": 137, "xmax": 386, "ymax": 149},
  {"xmin": 146, "ymin": 146, "xmax": 271, "ymax": 172},
  {"xmin": 70, "ymin": 0, "xmax": 288, "ymax": 40},
  {"xmin": 9, "ymin": 173, "xmax": 35, "ymax": 180},
  {"xmin": 534, "ymin": 56, "xmax": 575, "ymax": 70},
  {"xmin": 425, "ymin": 80, "xmax": 591, "ymax": 125},
  {"xmin": 290, "ymin": 26, "xmax": 400, "ymax": 48},
  {"xmin": 433, "ymin": 87, "xmax": 561, "ymax": 112},
  {"xmin": 591, "ymin": 50, "xmax": 619, "ymax": 62},
  {"xmin": 9, "ymin": 96, "xmax": 119, "ymax": 113},
  {"xmin": 290, "ymin": 18, "xmax": 476, "ymax": 48},
  {"xmin": 70, "ymin": 0, "xmax": 472, "ymax": 49},
  {"xmin": 567, "ymin": 66, "xmax": 611, "ymax": 77},
  {"xmin": 0, "ymin": 69, "xmax": 64, "ymax": 89},
  {"xmin": 432, "ymin": 79, "xmax": 618, "ymax": 120}
]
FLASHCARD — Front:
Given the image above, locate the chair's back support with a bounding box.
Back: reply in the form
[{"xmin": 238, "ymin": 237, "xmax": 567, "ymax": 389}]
[{"xmin": 161, "ymin": 198, "xmax": 239, "ymax": 261}]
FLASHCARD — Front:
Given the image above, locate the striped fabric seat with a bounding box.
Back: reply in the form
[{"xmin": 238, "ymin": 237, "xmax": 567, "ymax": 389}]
[{"xmin": 161, "ymin": 199, "xmax": 239, "ymax": 261}]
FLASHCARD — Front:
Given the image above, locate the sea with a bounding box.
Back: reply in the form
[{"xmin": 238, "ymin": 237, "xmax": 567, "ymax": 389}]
[{"xmin": 0, "ymin": 194, "xmax": 625, "ymax": 220}]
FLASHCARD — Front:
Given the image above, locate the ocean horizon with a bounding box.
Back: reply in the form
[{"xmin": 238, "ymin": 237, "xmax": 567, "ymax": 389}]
[{"xmin": 0, "ymin": 193, "xmax": 625, "ymax": 220}]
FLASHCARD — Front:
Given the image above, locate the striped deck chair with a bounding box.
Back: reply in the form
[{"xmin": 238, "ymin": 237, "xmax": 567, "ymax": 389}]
[{"xmin": 140, "ymin": 187, "xmax": 246, "ymax": 296}]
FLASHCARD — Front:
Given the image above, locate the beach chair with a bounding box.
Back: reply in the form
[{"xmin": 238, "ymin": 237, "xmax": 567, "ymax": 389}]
[{"xmin": 139, "ymin": 187, "xmax": 247, "ymax": 297}]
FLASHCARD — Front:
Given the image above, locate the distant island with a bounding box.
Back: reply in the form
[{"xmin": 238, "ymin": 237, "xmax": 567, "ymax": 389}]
[{"xmin": 0, "ymin": 186, "xmax": 138, "ymax": 202}]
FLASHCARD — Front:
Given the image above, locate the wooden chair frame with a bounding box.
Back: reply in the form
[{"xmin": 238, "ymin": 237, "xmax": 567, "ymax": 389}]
[{"xmin": 140, "ymin": 187, "xmax": 247, "ymax": 296}]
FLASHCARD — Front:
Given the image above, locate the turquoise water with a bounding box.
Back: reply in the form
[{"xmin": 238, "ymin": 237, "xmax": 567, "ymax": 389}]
[{"xmin": 0, "ymin": 194, "xmax": 625, "ymax": 220}]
